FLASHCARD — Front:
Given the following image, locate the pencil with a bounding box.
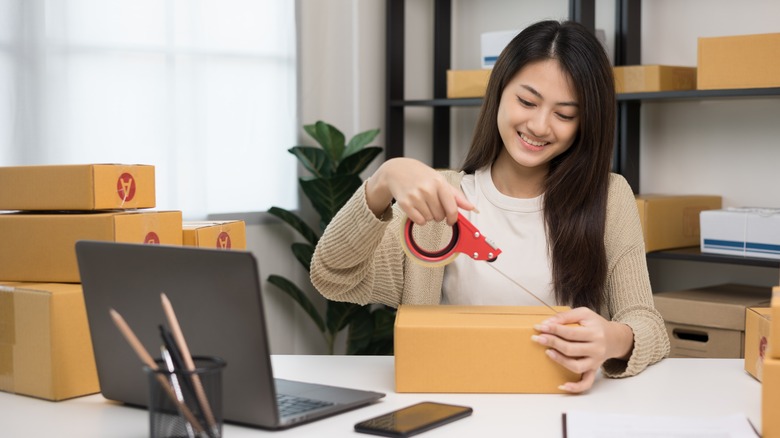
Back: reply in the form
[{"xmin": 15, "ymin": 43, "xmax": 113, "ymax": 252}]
[
  {"xmin": 160, "ymin": 293, "xmax": 218, "ymax": 437},
  {"xmin": 109, "ymin": 308, "xmax": 206, "ymax": 435}
]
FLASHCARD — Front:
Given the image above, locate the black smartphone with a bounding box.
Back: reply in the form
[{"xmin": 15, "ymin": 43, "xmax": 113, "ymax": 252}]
[{"xmin": 354, "ymin": 401, "xmax": 473, "ymax": 437}]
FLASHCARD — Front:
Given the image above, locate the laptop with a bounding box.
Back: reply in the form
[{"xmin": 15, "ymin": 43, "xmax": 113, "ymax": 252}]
[{"xmin": 75, "ymin": 240, "xmax": 385, "ymax": 430}]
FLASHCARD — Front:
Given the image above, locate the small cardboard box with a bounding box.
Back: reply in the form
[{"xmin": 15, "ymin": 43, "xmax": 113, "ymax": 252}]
[
  {"xmin": 763, "ymin": 357, "xmax": 780, "ymax": 438},
  {"xmin": 182, "ymin": 220, "xmax": 246, "ymax": 250},
  {"xmin": 0, "ymin": 164, "xmax": 155, "ymax": 211},
  {"xmin": 394, "ymin": 305, "xmax": 578, "ymax": 393},
  {"xmin": 698, "ymin": 33, "xmax": 780, "ymax": 90},
  {"xmin": 613, "ymin": 65, "xmax": 697, "ymax": 94},
  {"xmin": 0, "ymin": 210, "xmax": 183, "ymax": 282},
  {"xmin": 745, "ymin": 307, "xmax": 771, "ymax": 381},
  {"xmin": 446, "ymin": 70, "xmax": 492, "ymax": 98},
  {"xmin": 772, "ymin": 287, "xmax": 780, "ymax": 360},
  {"xmin": 700, "ymin": 208, "xmax": 780, "ymax": 260},
  {"xmin": 653, "ymin": 284, "xmax": 771, "ymax": 358},
  {"xmin": 0, "ymin": 282, "xmax": 99, "ymax": 401},
  {"xmin": 635, "ymin": 194, "xmax": 722, "ymax": 252}
]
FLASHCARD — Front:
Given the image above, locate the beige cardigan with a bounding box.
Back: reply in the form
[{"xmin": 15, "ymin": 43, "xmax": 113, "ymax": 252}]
[{"xmin": 310, "ymin": 170, "xmax": 669, "ymax": 378}]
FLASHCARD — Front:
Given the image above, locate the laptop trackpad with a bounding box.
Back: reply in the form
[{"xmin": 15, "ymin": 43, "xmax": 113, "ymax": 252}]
[{"xmin": 276, "ymin": 379, "xmax": 375, "ymax": 405}]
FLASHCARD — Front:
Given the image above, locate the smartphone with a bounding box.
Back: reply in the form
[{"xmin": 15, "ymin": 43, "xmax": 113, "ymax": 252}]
[{"xmin": 354, "ymin": 401, "xmax": 473, "ymax": 437}]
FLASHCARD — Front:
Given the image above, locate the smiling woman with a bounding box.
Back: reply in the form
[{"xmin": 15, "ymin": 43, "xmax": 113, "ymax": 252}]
[{"xmin": 0, "ymin": 0, "xmax": 298, "ymax": 219}]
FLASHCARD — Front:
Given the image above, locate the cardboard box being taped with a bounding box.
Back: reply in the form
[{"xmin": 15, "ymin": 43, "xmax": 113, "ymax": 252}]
[
  {"xmin": 394, "ymin": 305, "xmax": 578, "ymax": 393},
  {"xmin": 0, "ymin": 164, "xmax": 155, "ymax": 211},
  {"xmin": 613, "ymin": 65, "xmax": 696, "ymax": 94},
  {"xmin": 635, "ymin": 194, "xmax": 722, "ymax": 252},
  {"xmin": 182, "ymin": 220, "xmax": 247, "ymax": 250},
  {"xmin": 0, "ymin": 210, "xmax": 183, "ymax": 283},
  {"xmin": 0, "ymin": 282, "xmax": 100, "ymax": 401}
]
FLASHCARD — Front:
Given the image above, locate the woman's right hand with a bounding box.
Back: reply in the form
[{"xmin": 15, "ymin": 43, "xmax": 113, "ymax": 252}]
[{"xmin": 365, "ymin": 158, "xmax": 474, "ymax": 226}]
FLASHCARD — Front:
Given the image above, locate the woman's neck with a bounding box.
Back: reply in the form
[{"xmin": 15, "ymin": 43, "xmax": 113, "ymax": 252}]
[{"xmin": 490, "ymin": 151, "xmax": 548, "ymax": 199}]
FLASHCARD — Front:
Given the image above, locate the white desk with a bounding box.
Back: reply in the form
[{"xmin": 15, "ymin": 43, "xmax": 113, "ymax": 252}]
[{"xmin": 1, "ymin": 356, "xmax": 761, "ymax": 437}]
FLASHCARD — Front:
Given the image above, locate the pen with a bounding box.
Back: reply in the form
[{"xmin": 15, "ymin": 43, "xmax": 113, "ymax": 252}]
[
  {"xmin": 160, "ymin": 293, "xmax": 219, "ymax": 438},
  {"xmin": 162, "ymin": 346, "xmax": 196, "ymax": 438},
  {"xmin": 108, "ymin": 308, "xmax": 206, "ymax": 436}
]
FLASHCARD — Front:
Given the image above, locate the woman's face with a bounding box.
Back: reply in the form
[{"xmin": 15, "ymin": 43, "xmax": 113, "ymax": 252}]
[{"xmin": 496, "ymin": 59, "xmax": 580, "ymax": 171}]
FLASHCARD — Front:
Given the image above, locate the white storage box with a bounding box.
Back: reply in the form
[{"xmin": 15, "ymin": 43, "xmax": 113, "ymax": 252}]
[
  {"xmin": 481, "ymin": 30, "xmax": 520, "ymax": 68},
  {"xmin": 700, "ymin": 208, "xmax": 780, "ymax": 259}
]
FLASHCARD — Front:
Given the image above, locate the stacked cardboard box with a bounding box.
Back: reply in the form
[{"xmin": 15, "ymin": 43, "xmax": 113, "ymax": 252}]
[
  {"xmin": 182, "ymin": 220, "xmax": 246, "ymax": 250},
  {"xmin": 0, "ymin": 164, "xmax": 183, "ymax": 401},
  {"xmin": 763, "ymin": 286, "xmax": 780, "ymax": 438}
]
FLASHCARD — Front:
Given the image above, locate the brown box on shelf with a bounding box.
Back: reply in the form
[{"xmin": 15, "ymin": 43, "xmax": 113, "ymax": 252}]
[
  {"xmin": 698, "ymin": 33, "xmax": 780, "ymax": 90},
  {"xmin": 635, "ymin": 194, "xmax": 722, "ymax": 252},
  {"xmin": 613, "ymin": 65, "xmax": 697, "ymax": 94},
  {"xmin": 394, "ymin": 305, "xmax": 579, "ymax": 393},
  {"xmin": 0, "ymin": 282, "xmax": 100, "ymax": 401},
  {"xmin": 653, "ymin": 283, "xmax": 771, "ymax": 358},
  {"xmin": 0, "ymin": 164, "xmax": 155, "ymax": 211},
  {"xmin": 745, "ymin": 307, "xmax": 771, "ymax": 381},
  {"xmin": 446, "ymin": 69, "xmax": 492, "ymax": 98},
  {"xmin": 182, "ymin": 220, "xmax": 247, "ymax": 250},
  {"xmin": 0, "ymin": 210, "xmax": 183, "ymax": 283}
]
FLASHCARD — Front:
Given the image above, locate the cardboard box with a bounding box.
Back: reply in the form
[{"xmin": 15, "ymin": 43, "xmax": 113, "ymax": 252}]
[
  {"xmin": 635, "ymin": 194, "xmax": 722, "ymax": 252},
  {"xmin": 394, "ymin": 305, "xmax": 578, "ymax": 393},
  {"xmin": 614, "ymin": 65, "xmax": 697, "ymax": 94},
  {"xmin": 446, "ymin": 70, "xmax": 492, "ymax": 98},
  {"xmin": 0, "ymin": 282, "xmax": 99, "ymax": 401},
  {"xmin": 0, "ymin": 164, "xmax": 155, "ymax": 211},
  {"xmin": 0, "ymin": 210, "xmax": 183, "ymax": 282},
  {"xmin": 698, "ymin": 33, "xmax": 780, "ymax": 90},
  {"xmin": 481, "ymin": 30, "xmax": 520, "ymax": 68},
  {"xmin": 182, "ymin": 220, "xmax": 246, "ymax": 250},
  {"xmin": 763, "ymin": 357, "xmax": 780, "ymax": 438},
  {"xmin": 745, "ymin": 307, "xmax": 771, "ymax": 381},
  {"xmin": 772, "ymin": 287, "xmax": 780, "ymax": 360},
  {"xmin": 700, "ymin": 208, "xmax": 780, "ymax": 260},
  {"xmin": 653, "ymin": 284, "xmax": 771, "ymax": 358}
]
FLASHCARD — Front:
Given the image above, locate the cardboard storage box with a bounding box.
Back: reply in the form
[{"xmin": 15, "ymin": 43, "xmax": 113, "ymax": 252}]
[
  {"xmin": 745, "ymin": 307, "xmax": 771, "ymax": 381},
  {"xmin": 698, "ymin": 32, "xmax": 780, "ymax": 90},
  {"xmin": 763, "ymin": 357, "xmax": 780, "ymax": 438},
  {"xmin": 446, "ymin": 70, "xmax": 492, "ymax": 98},
  {"xmin": 0, "ymin": 164, "xmax": 155, "ymax": 211},
  {"xmin": 394, "ymin": 305, "xmax": 578, "ymax": 393},
  {"xmin": 0, "ymin": 210, "xmax": 182, "ymax": 282},
  {"xmin": 182, "ymin": 220, "xmax": 246, "ymax": 250},
  {"xmin": 653, "ymin": 284, "xmax": 771, "ymax": 358},
  {"xmin": 614, "ymin": 65, "xmax": 697, "ymax": 94},
  {"xmin": 0, "ymin": 282, "xmax": 99, "ymax": 401},
  {"xmin": 700, "ymin": 208, "xmax": 780, "ymax": 260},
  {"xmin": 635, "ymin": 194, "xmax": 722, "ymax": 252}
]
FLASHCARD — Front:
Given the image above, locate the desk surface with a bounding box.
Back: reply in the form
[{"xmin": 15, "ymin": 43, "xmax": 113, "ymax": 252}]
[{"xmin": 1, "ymin": 356, "xmax": 761, "ymax": 437}]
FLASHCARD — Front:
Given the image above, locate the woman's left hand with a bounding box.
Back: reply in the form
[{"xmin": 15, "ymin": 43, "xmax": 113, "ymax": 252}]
[{"xmin": 531, "ymin": 307, "xmax": 634, "ymax": 394}]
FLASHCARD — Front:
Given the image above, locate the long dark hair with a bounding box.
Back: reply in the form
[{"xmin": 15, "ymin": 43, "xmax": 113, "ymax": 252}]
[{"xmin": 461, "ymin": 20, "xmax": 615, "ymax": 310}]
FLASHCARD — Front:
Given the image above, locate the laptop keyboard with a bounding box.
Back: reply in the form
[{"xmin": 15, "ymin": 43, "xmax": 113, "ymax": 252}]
[{"xmin": 277, "ymin": 393, "xmax": 335, "ymax": 417}]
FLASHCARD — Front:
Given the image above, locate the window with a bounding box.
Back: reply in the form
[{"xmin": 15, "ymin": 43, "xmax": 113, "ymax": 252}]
[{"xmin": 0, "ymin": 0, "xmax": 298, "ymax": 218}]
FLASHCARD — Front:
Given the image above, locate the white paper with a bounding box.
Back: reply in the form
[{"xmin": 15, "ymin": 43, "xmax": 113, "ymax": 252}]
[{"xmin": 564, "ymin": 411, "xmax": 758, "ymax": 438}]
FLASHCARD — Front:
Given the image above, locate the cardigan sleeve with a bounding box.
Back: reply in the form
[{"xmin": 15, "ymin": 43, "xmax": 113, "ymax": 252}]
[{"xmin": 600, "ymin": 174, "xmax": 670, "ymax": 378}]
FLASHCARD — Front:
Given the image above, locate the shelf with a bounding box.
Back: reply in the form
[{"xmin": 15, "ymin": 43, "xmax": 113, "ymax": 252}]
[
  {"xmin": 390, "ymin": 87, "xmax": 780, "ymax": 108},
  {"xmin": 647, "ymin": 246, "xmax": 780, "ymax": 268}
]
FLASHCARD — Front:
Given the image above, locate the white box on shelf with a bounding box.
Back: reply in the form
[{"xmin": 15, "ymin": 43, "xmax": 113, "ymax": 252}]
[
  {"xmin": 700, "ymin": 208, "xmax": 780, "ymax": 259},
  {"xmin": 481, "ymin": 30, "xmax": 520, "ymax": 68}
]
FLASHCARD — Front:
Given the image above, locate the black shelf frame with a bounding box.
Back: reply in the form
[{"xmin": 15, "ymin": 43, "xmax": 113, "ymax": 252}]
[{"xmin": 648, "ymin": 247, "xmax": 780, "ymax": 269}]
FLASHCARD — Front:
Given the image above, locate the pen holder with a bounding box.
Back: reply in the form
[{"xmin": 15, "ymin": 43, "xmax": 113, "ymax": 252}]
[{"xmin": 145, "ymin": 356, "xmax": 226, "ymax": 438}]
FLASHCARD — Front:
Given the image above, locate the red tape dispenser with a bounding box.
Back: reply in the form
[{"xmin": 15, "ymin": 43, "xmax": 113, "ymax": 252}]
[{"xmin": 401, "ymin": 212, "xmax": 502, "ymax": 267}]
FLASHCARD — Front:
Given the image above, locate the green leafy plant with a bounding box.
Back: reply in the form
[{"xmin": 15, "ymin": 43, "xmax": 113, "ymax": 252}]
[{"xmin": 267, "ymin": 121, "xmax": 396, "ymax": 355}]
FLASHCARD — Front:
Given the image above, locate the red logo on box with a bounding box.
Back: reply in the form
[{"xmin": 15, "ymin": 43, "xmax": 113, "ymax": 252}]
[
  {"xmin": 145, "ymin": 232, "xmax": 160, "ymax": 244},
  {"xmin": 117, "ymin": 173, "xmax": 136, "ymax": 202},
  {"xmin": 217, "ymin": 232, "xmax": 231, "ymax": 249}
]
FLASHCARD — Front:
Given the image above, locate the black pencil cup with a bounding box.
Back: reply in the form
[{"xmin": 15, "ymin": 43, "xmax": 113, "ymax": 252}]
[{"xmin": 145, "ymin": 356, "xmax": 226, "ymax": 438}]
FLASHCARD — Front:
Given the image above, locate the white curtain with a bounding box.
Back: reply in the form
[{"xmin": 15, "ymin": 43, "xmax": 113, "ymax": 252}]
[{"xmin": 0, "ymin": 0, "xmax": 298, "ymax": 218}]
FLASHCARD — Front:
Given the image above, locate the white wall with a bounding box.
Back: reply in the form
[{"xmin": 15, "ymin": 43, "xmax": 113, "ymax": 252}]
[{"xmin": 255, "ymin": 0, "xmax": 780, "ymax": 354}]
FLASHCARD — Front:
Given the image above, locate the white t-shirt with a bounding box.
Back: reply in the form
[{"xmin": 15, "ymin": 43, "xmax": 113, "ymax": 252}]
[{"xmin": 441, "ymin": 166, "xmax": 556, "ymax": 306}]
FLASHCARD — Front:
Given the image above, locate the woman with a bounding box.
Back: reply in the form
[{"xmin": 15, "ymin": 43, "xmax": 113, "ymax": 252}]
[{"xmin": 310, "ymin": 20, "xmax": 669, "ymax": 393}]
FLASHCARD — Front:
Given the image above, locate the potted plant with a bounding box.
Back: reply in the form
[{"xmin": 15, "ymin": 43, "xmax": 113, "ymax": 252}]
[{"xmin": 267, "ymin": 121, "xmax": 396, "ymax": 355}]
